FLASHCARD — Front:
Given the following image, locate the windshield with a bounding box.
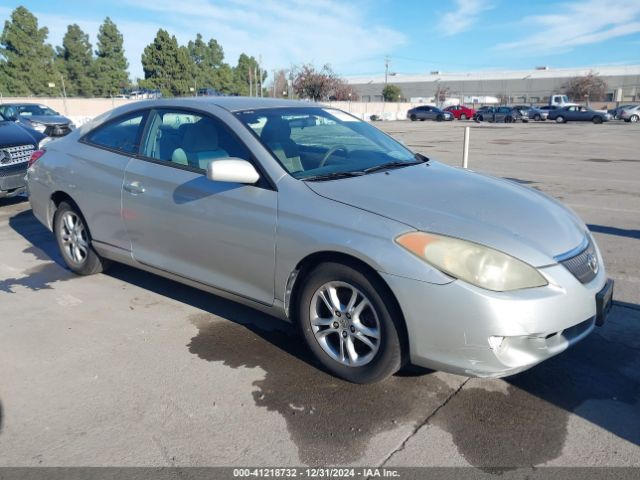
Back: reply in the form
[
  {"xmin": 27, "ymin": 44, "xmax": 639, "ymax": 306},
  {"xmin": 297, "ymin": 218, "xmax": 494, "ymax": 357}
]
[
  {"xmin": 15, "ymin": 104, "xmax": 59, "ymax": 116},
  {"xmin": 236, "ymin": 107, "xmax": 418, "ymax": 180}
]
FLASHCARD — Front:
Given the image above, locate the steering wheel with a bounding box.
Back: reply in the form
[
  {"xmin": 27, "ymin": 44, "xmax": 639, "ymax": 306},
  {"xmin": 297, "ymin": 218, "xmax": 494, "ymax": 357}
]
[{"xmin": 318, "ymin": 145, "xmax": 349, "ymax": 168}]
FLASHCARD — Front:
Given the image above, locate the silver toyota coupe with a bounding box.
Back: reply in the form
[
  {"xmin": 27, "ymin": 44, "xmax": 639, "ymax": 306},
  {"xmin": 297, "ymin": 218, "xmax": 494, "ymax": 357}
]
[{"xmin": 26, "ymin": 97, "xmax": 613, "ymax": 383}]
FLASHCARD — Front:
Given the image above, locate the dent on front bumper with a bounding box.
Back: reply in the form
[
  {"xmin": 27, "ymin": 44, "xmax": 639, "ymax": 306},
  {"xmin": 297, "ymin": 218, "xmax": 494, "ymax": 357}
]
[{"xmin": 381, "ymin": 258, "xmax": 608, "ymax": 378}]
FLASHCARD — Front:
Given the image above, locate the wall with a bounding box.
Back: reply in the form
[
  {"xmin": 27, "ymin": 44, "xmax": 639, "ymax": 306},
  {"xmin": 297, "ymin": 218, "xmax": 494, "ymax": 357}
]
[{"xmin": 0, "ymin": 97, "xmax": 616, "ymax": 125}]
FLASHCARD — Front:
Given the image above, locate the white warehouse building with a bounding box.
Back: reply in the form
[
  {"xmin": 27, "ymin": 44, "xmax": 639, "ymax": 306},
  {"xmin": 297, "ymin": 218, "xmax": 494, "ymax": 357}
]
[{"xmin": 347, "ymin": 65, "xmax": 640, "ymax": 105}]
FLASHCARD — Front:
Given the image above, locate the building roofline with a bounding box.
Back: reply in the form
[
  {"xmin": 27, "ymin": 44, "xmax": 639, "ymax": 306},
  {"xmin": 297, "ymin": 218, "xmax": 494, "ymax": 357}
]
[{"xmin": 347, "ymin": 64, "xmax": 640, "ymax": 85}]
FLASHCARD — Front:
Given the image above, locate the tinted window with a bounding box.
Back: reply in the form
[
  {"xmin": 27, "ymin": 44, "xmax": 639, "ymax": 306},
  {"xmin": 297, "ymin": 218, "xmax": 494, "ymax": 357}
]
[
  {"xmin": 85, "ymin": 111, "xmax": 146, "ymax": 154},
  {"xmin": 141, "ymin": 109, "xmax": 250, "ymax": 170}
]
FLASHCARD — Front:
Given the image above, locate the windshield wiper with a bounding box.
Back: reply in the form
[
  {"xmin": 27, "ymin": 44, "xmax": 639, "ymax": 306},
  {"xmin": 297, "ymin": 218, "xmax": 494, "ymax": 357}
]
[
  {"xmin": 362, "ymin": 159, "xmax": 424, "ymax": 174},
  {"xmin": 303, "ymin": 171, "xmax": 367, "ymax": 182}
]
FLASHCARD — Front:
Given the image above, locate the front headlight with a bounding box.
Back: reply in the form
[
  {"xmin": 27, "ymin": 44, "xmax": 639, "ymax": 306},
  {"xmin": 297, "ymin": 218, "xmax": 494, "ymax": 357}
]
[
  {"xmin": 30, "ymin": 121, "xmax": 47, "ymax": 133},
  {"xmin": 396, "ymin": 232, "xmax": 548, "ymax": 291}
]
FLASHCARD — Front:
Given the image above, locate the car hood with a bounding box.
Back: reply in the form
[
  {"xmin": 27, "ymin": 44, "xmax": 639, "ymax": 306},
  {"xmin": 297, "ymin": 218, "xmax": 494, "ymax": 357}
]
[
  {"xmin": 21, "ymin": 115, "xmax": 70, "ymax": 125},
  {"xmin": 305, "ymin": 161, "xmax": 586, "ymax": 267},
  {"xmin": 0, "ymin": 121, "xmax": 38, "ymax": 147}
]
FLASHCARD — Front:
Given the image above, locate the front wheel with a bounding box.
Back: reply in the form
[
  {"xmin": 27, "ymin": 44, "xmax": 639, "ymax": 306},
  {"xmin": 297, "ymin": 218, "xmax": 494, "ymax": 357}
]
[
  {"xmin": 555, "ymin": 116, "xmax": 565, "ymax": 123},
  {"xmin": 630, "ymin": 115, "xmax": 639, "ymax": 123},
  {"xmin": 410, "ymin": 114, "xmax": 416, "ymax": 121},
  {"xmin": 460, "ymin": 113, "xmax": 467, "ymax": 120},
  {"xmin": 534, "ymin": 114, "xmax": 541, "ymax": 121},
  {"xmin": 477, "ymin": 115, "xmax": 484, "ymax": 122},
  {"xmin": 54, "ymin": 202, "xmax": 111, "ymax": 275},
  {"xmin": 436, "ymin": 114, "xmax": 443, "ymax": 122},
  {"xmin": 592, "ymin": 116, "xmax": 603, "ymax": 124},
  {"xmin": 297, "ymin": 263, "xmax": 404, "ymax": 383}
]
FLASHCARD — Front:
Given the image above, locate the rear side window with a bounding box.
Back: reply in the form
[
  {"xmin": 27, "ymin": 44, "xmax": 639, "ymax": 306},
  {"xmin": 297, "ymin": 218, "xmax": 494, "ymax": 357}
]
[{"xmin": 84, "ymin": 111, "xmax": 146, "ymax": 154}]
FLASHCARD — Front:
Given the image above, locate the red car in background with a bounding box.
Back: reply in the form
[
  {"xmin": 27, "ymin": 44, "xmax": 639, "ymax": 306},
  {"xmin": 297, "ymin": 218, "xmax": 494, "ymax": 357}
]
[{"xmin": 444, "ymin": 105, "xmax": 476, "ymax": 120}]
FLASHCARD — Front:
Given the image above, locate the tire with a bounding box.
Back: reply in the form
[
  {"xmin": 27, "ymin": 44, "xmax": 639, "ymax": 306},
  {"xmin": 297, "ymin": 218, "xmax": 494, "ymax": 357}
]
[
  {"xmin": 592, "ymin": 116, "xmax": 603, "ymax": 124},
  {"xmin": 460, "ymin": 114, "xmax": 467, "ymax": 120},
  {"xmin": 419, "ymin": 118, "xmax": 425, "ymax": 121},
  {"xmin": 555, "ymin": 116, "xmax": 565, "ymax": 123},
  {"xmin": 534, "ymin": 114, "xmax": 541, "ymax": 121},
  {"xmin": 54, "ymin": 201, "xmax": 111, "ymax": 275},
  {"xmin": 410, "ymin": 114, "xmax": 416, "ymax": 121},
  {"xmin": 505, "ymin": 116, "xmax": 513, "ymax": 123},
  {"xmin": 477, "ymin": 115, "xmax": 484, "ymax": 122},
  {"xmin": 297, "ymin": 262, "xmax": 405, "ymax": 383},
  {"xmin": 630, "ymin": 115, "xmax": 639, "ymax": 123},
  {"xmin": 436, "ymin": 114, "xmax": 443, "ymax": 122}
]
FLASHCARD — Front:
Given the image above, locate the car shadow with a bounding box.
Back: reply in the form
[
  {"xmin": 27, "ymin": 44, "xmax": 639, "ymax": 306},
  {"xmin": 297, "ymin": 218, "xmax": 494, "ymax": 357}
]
[
  {"xmin": 7, "ymin": 206, "xmax": 640, "ymax": 466},
  {"xmin": 587, "ymin": 224, "xmax": 640, "ymax": 240}
]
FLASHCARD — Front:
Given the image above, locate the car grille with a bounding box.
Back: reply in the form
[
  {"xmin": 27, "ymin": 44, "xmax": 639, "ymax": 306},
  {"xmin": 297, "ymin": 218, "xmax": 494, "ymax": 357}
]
[
  {"xmin": 0, "ymin": 144, "xmax": 35, "ymax": 168},
  {"xmin": 558, "ymin": 238, "xmax": 598, "ymax": 284},
  {"xmin": 45, "ymin": 125, "xmax": 71, "ymax": 137}
]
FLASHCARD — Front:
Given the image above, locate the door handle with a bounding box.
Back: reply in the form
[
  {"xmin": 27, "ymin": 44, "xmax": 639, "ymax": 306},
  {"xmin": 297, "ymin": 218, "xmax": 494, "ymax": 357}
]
[{"xmin": 124, "ymin": 181, "xmax": 145, "ymax": 195}]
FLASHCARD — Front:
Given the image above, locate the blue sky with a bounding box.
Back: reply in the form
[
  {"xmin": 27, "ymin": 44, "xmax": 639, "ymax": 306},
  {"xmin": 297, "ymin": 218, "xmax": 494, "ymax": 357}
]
[{"xmin": 2, "ymin": 0, "xmax": 640, "ymax": 80}]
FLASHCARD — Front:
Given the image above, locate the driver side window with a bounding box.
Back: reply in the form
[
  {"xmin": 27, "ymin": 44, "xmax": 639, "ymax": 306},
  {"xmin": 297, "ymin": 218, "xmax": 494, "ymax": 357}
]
[{"xmin": 141, "ymin": 109, "xmax": 251, "ymax": 171}]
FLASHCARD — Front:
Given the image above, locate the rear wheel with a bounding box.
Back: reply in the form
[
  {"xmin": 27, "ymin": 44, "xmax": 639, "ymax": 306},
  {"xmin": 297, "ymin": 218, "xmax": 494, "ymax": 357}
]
[
  {"xmin": 477, "ymin": 115, "xmax": 484, "ymax": 122},
  {"xmin": 534, "ymin": 114, "xmax": 541, "ymax": 121},
  {"xmin": 555, "ymin": 116, "xmax": 565, "ymax": 123},
  {"xmin": 505, "ymin": 116, "xmax": 513, "ymax": 123},
  {"xmin": 436, "ymin": 114, "xmax": 443, "ymax": 122},
  {"xmin": 410, "ymin": 114, "xmax": 416, "ymax": 121},
  {"xmin": 297, "ymin": 262, "xmax": 404, "ymax": 383},
  {"xmin": 592, "ymin": 116, "xmax": 603, "ymax": 124},
  {"xmin": 630, "ymin": 115, "xmax": 639, "ymax": 123},
  {"xmin": 460, "ymin": 113, "xmax": 467, "ymax": 120},
  {"xmin": 54, "ymin": 202, "xmax": 111, "ymax": 275}
]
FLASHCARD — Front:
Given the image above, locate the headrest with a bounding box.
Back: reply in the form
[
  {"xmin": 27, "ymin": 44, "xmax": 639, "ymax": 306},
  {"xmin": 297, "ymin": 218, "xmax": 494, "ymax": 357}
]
[
  {"xmin": 182, "ymin": 119, "xmax": 219, "ymax": 151},
  {"xmin": 261, "ymin": 117, "xmax": 291, "ymax": 143}
]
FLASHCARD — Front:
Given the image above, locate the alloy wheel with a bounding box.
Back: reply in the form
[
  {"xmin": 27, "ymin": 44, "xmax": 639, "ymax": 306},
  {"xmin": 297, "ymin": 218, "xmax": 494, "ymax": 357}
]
[
  {"xmin": 309, "ymin": 281, "xmax": 381, "ymax": 367},
  {"xmin": 59, "ymin": 211, "xmax": 89, "ymax": 265}
]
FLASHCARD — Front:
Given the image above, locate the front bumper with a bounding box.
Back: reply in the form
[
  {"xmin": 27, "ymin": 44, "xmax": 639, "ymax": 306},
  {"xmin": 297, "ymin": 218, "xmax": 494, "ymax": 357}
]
[
  {"xmin": 381, "ymin": 257, "xmax": 609, "ymax": 378},
  {"xmin": 0, "ymin": 163, "xmax": 28, "ymax": 198}
]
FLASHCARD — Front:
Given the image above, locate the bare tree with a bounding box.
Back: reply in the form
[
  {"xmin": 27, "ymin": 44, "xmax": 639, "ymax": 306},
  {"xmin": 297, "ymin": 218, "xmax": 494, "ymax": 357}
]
[
  {"xmin": 563, "ymin": 72, "xmax": 608, "ymax": 102},
  {"xmin": 292, "ymin": 64, "xmax": 352, "ymax": 101},
  {"xmin": 434, "ymin": 84, "xmax": 450, "ymax": 105},
  {"xmin": 270, "ymin": 69, "xmax": 289, "ymax": 98}
]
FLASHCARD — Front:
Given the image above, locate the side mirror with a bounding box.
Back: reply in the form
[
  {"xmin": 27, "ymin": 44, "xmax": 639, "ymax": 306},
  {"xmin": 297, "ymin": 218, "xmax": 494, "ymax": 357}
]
[{"xmin": 206, "ymin": 158, "xmax": 260, "ymax": 184}]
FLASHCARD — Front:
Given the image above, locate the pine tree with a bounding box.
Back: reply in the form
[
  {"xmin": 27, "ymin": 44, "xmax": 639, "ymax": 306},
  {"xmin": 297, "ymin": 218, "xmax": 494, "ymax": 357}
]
[
  {"xmin": 0, "ymin": 6, "xmax": 57, "ymax": 95},
  {"xmin": 93, "ymin": 17, "xmax": 129, "ymax": 97},
  {"xmin": 57, "ymin": 24, "xmax": 94, "ymax": 96},
  {"xmin": 141, "ymin": 29, "xmax": 194, "ymax": 97}
]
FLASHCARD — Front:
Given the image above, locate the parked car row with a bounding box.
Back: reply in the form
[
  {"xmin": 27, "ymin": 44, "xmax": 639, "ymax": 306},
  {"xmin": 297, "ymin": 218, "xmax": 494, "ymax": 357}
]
[{"xmin": 407, "ymin": 103, "xmax": 639, "ymax": 124}]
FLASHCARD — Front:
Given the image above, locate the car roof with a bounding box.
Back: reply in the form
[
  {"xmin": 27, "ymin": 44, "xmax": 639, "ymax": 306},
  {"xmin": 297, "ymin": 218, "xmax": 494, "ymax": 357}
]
[{"xmin": 117, "ymin": 96, "xmax": 324, "ymax": 113}]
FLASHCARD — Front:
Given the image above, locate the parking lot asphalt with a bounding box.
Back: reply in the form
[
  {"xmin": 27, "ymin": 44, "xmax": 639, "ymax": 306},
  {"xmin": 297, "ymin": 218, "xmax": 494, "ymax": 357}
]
[{"xmin": 0, "ymin": 120, "xmax": 639, "ymax": 469}]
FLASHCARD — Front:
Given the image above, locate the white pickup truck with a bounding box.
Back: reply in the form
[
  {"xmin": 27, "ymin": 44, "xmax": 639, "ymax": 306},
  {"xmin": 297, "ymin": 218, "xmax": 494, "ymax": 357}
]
[{"xmin": 549, "ymin": 94, "xmax": 579, "ymax": 107}]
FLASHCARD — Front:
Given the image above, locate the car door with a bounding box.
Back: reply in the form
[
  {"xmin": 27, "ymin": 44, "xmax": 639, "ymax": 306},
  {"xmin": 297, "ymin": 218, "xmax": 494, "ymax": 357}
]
[
  {"xmin": 121, "ymin": 107, "xmax": 278, "ymax": 305},
  {"xmin": 76, "ymin": 109, "xmax": 148, "ymax": 251},
  {"xmin": 564, "ymin": 106, "xmax": 578, "ymax": 120}
]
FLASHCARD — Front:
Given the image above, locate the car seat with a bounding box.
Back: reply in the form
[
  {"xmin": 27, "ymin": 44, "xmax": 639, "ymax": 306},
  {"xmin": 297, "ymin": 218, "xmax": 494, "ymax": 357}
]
[
  {"xmin": 172, "ymin": 119, "xmax": 229, "ymax": 169},
  {"xmin": 260, "ymin": 117, "xmax": 303, "ymax": 173}
]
